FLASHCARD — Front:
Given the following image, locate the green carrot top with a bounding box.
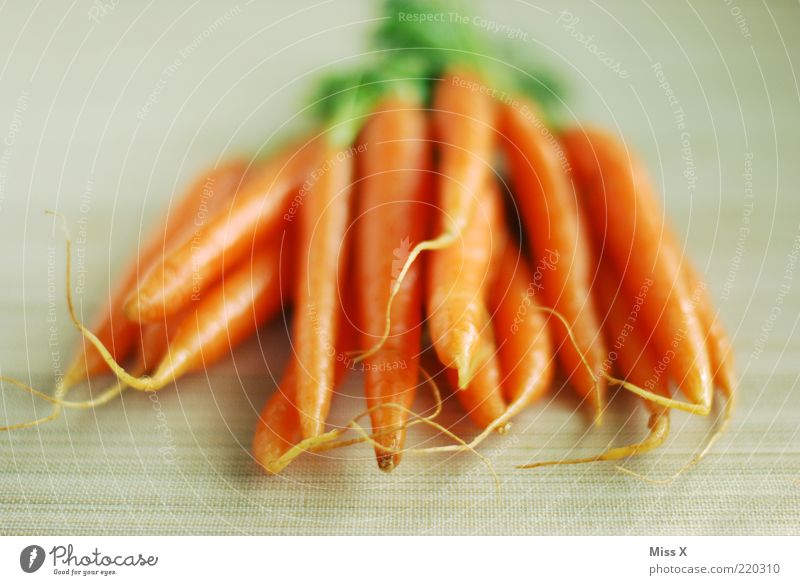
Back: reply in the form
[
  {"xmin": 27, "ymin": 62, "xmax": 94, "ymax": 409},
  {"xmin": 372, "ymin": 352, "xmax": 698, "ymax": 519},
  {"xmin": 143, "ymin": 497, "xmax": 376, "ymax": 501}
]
[{"xmin": 309, "ymin": 0, "xmax": 566, "ymax": 147}]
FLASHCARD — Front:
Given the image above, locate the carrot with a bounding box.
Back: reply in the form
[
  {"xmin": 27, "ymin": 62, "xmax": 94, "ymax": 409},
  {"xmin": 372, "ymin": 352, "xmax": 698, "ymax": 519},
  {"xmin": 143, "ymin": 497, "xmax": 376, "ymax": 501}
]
[
  {"xmin": 501, "ymin": 100, "xmax": 606, "ymax": 421},
  {"xmin": 355, "ymin": 98, "xmax": 431, "ymax": 470},
  {"xmin": 446, "ymin": 329, "xmax": 508, "ymax": 430},
  {"xmin": 253, "ymin": 285, "xmax": 358, "ymax": 474},
  {"xmin": 136, "ymin": 313, "xmax": 185, "ymax": 374},
  {"xmin": 62, "ymin": 160, "xmax": 248, "ymax": 388},
  {"xmin": 490, "ymin": 243, "xmax": 554, "ymax": 415},
  {"xmin": 360, "ymin": 68, "xmax": 497, "ymax": 362},
  {"xmin": 560, "ymin": 126, "xmax": 714, "ymax": 415},
  {"xmin": 520, "ymin": 260, "xmax": 670, "ymax": 469},
  {"xmin": 293, "ymin": 142, "xmax": 355, "ymax": 439},
  {"xmin": 66, "ymin": 231, "xmax": 289, "ymax": 392},
  {"xmin": 680, "ymin": 260, "xmax": 736, "ymax": 398},
  {"xmin": 251, "ymin": 361, "xmax": 303, "ymax": 473},
  {"xmin": 427, "ymin": 177, "xmax": 502, "ymax": 388},
  {"xmin": 148, "ymin": 239, "xmax": 290, "ymax": 386},
  {"xmin": 124, "ymin": 137, "xmax": 320, "ymax": 322},
  {"xmin": 432, "ymin": 70, "xmax": 498, "ymax": 236}
]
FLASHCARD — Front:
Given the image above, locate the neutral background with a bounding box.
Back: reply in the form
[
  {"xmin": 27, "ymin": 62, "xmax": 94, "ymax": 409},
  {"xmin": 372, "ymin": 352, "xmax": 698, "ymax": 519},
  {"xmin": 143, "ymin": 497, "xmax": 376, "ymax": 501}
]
[{"xmin": 0, "ymin": 0, "xmax": 798, "ymax": 535}]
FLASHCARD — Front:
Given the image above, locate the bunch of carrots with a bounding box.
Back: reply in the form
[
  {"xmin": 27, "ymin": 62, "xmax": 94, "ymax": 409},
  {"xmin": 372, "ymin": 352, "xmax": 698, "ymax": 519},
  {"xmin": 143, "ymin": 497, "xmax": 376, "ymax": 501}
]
[{"xmin": 2, "ymin": 0, "xmax": 735, "ymax": 477}]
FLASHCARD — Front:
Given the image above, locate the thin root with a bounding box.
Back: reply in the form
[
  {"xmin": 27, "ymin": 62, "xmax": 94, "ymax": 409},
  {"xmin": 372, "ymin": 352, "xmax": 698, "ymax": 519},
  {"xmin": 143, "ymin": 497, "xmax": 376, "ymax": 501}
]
[
  {"xmin": 352, "ymin": 230, "xmax": 458, "ymax": 363},
  {"xmin": 536, "ymin": 305, "xmax": 711, "ymax": 419},
  {"xmin": 50, "ymin": 210, "xmax": 161, "ymax": 392},
  {"xmin": 517, "ymin": 409, "xmax": 671, "ymax": 469},
  {"xmin": 615, "ymin": 387, "xmax": 735, "ymax": 484},
  {"xmin": 265, "ymin": 366, "xmax": 499, "ymax": 486}
]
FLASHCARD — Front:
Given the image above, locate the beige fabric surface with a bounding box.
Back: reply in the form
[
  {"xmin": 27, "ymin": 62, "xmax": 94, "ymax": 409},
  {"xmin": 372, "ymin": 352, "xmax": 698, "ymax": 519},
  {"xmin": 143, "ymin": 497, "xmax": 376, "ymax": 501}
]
[{"xmin": 0, "ymin": 0, "xmax": 798, "ymax": 535}]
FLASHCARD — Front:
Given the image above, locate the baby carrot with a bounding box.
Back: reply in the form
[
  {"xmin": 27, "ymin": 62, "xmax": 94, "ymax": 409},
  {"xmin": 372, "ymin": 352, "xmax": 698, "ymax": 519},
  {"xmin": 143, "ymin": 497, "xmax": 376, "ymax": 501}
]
[
  {"xmin": 427, "ymin": 178, "xmax": 502, "ymax": 388},
  {"xmin": 490, "ymin": 243, "xmax": 554, "ymax": 415},
  {"xmin": 592, "ymin": 257, "xmax": 671, "ymax": 403},
  {"xmin": 519, "ymin": 263, "xmax": 670, "ymax": 469},
  {"xmin": 293, "ymin": 142, "xmax": 355, "ymax": 439},
  {"xmin": 355, "ymin": 98, "xmax": 431, "ymax": 471},
  {"xmin": 501, "ymin": 100, "xmax": 606, "ymax": 421},
  {"xmin": 251, "ymin": 361, "xmax": 303, "ymax": 473},
  {"xmin": 148, "ymin": 240, "xmax": 290, "ymax": 386},
  {"xmin": 681, "ymin": 262, "xmax": 736, "ymax": 397},
  {"xmin": 447, "ymin": 329, "xmax": 508, "ymax": 430},
  {"xmin": 560, "ymin": 127, "xmax": 714, "ymax": 414},
  {"xmin": 136, "ymin": 312, "xmax": 186, "ymax": 374},
  {"xmin": 594, "ymin": 264, "xmax": 672, "ymax": 456},
  {"xmin": 363, "ymin": 69, "xmax": 497, "ymax": 359},
  {"xmin": 77, "ymin": 236, "xmax": 289, "ymax": 392},
  {"xmin": 432, "ymin": 69, "xmax": 497, "ymax": 237},
  {"xmin": 62, "ymin": 160, "xmax": 248, "ymax": 387},
  {"xmin": 125, "ymin": 137, "xmax": 320, "ymax": 322},
  {"xmin": 253, "ymin": 290, "xmax": 357, "ymax": 474}
]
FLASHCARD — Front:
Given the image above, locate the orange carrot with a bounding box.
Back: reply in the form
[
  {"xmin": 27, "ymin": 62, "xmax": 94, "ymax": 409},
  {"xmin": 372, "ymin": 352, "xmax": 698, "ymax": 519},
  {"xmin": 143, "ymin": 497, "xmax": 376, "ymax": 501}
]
[
  {"xmin": 62, "ymin": 160, "xmax": 248, "ymax": 387},
  {"xmin": 427, "ymin": 178, "xmax": 502, "ymax": 388},
  {"xmin": 148, "ymin": 239, "xmax": 290, "ymax": 386},
  {"xmin": 76, "ymin": 236, "xmax": 290, "ymax": 393},
  {"xmin": 681, "ymin": 261, "xmax": 736, "ymax": 397},
  {"xmin": 593, "ymin": 260, "xmax": 671, "ymax": 406},
  {"xmin": 501, "ymin": 101, "xmax": 606, "ymax": 420},
  {"xmin": 136, "ymin": 312, "xmax": 186, "ymax": 374},
  {"xmin": 294, "ymin": 143, "xmax": 355, "ymax": 439},
  {"xmin": 251, "ymin": 361, "xmax": 303, "ymax": 473},
  {"xmin": 125, "ymin": 137, "xmax": 320, "ymax": 322},
  {"xmin": 537, "ymin": 263, "xmax": 671, "ymax": 465},
  {"xmin": 519, "ymin": 259, "xmax": 670, "ymax": 470},
  {"xmin": 432, "ymin": 69, "xmax": 497, "ymax": 237},
  {"xmin": 253, "ymin": 288, "xmax": 357, "ymax": 474},
  {"xmin": 561, "ymin": 127, "xmax": 714, "ymax": 414},
  {"xmin": 490, "ymin": 243, "xmax": 554, "ymax": 414},
  {"xmin": 355, "ymin": 98, "xmax": 431, "ymax": 470},
  {"xmin": 446, "ymin": 329, "xmax": 508, "ymax": 430},
  {"xmin": 362, "ymin": 69, "xmax": 498, "ymax": 360}
]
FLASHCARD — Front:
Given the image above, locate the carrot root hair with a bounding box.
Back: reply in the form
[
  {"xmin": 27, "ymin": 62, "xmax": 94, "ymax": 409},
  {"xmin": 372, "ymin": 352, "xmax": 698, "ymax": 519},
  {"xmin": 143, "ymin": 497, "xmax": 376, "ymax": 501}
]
[
  {"xmin": 0, "ymin": 213, "xmax": 143, "ymax": 431},
  {"xmin": 0, "ymin": 375, "xmax": 130, "ymax": 431},
  {"xmin": 615, "ymin": 386, "xmax": 735, "ymax": 484},
  {"xmin": 517, "ymin": 409, "xmax": 671, "ymax": 469},
  {"xmin": 536, "ymin": 305, "xmax": 712, "ymax": 418},
  {"xmin": 50, "ymin": 211, "xmax": 163, "ymax": 392},
  {"xmin": 351, "ymin": 230, "xmax": 458, "ymax": 363},
  {"xmin": 262, "ymin": 366, "xmax": 499, "ymax": 486}
]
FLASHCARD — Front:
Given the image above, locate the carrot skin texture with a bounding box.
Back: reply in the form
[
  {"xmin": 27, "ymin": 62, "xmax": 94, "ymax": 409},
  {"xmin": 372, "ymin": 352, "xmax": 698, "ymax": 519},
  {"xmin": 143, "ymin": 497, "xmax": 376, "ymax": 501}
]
[
  {"xmin": 432, "ymin": 69, "xmax": 497, "ymax": 236},
  {"xmin": 501, "ymin": 101, "xmax": 607, "ymax": 413},
  {"xmin": 447, "ymin": 331, "xmax": 508, "ymax": 429},
  {"xmin": 680, "ymin": 262, "xmax": 736, "ymax": 396},
  {"xmin": 252, "ymin": 361, "xmax": 303, "ymax": 472},
  {"xmin": 151, "ymin": 239, "xmax": 289, "ymax": 384},
  {"xmin": 63, "ymin": 161, "xmax": 248, "ymax": 385},
  {"xmin": 126, "ymin": 138, "xmax": 320, "ymax": 322},
  {"xmin": 136, "ymin": 312, "xmax": 187, "ymax": 374},
  {"xmin": 427, "ymin": 180, "xmax": 502, "ymax": 388},
  {"xmin": 490, "ymin": 245, "xmax": 554, "ymax": 411},
  {"xmin": 356, "ymin": 99, "xmax": 431, "ymax": 470},
  {"xmin": 294, "ymin": 144, "xmax": 355, "ymax": 439},
  {"xmin": 561, "ymin": 127, "xmax": 713, "ymax": 410},
  {"xmin": 593, "ymin": 263, "xmax": 670, "ymax": 407},
  {"xmin": 253, "ymin": 299, "xmax": 357, "ymax": 473}
]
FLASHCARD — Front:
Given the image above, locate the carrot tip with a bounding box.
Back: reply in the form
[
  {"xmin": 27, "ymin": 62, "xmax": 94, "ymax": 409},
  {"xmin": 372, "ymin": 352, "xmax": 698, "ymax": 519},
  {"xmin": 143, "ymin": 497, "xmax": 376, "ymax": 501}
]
[
  {"xmin": 377, "ymin": 453, "xmax": 397, "ymax": 472},
  {"xmin": 455, "ymin": 355, "xmax": 475, "ymax": 390},
  {"xmin": 517, "ymin": 412, "xmax": 671, "ymax": 470}
]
